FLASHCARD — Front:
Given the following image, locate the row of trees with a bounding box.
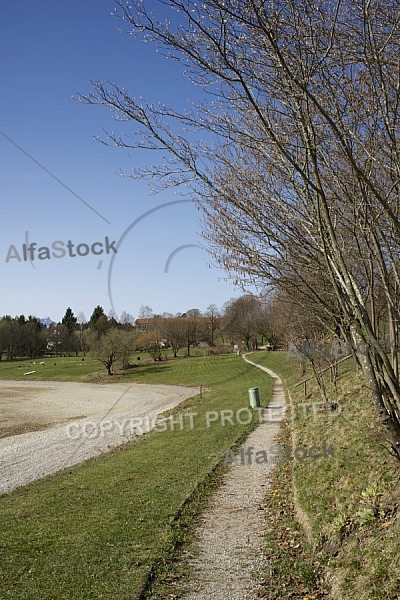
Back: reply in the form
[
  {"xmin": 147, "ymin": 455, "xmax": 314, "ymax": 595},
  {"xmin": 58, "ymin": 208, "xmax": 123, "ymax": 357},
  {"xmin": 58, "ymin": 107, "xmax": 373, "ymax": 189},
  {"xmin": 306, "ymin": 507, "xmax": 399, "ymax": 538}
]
[
  {"xmin": 135, "ymin": 297, "xmax": 270, "ymax": 358},
  {"xmin": 0, "ymin": 306, "xmax": 134, "ymax": 361},
  {"xmin": 81, "ymin": 0, "xmax": 400, "ymax": 456},
  {"xmin": 93, "ymin": 296, "xmax": 273, "ymax": 369},
  {"xmin": 0, "ymin": 295, "xmax": 274, "ymax": 363},
  {"xmin": 0, "ymin": 316, "xmax": 45, "ymax": 361}
]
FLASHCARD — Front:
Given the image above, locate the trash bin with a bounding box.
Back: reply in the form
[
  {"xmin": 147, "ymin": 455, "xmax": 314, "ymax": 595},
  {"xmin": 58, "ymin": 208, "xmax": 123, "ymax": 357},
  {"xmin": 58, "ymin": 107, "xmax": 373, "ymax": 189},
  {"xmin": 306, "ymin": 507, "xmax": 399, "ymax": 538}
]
[{"xmin": 248, "ymin": 387, "xmax": 260, "ymax": 408}]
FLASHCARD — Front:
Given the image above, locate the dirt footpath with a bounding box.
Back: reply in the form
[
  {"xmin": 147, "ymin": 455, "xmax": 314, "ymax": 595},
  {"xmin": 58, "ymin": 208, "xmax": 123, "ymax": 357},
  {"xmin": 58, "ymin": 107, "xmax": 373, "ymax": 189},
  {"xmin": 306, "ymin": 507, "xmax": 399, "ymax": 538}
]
[
  {"xmin": 179, "ymin": 357, "xmax": 285, "ymax": 600},
  {"xmin": 0, "ymin": 380, "xmax": 195, "ymax": 495}
]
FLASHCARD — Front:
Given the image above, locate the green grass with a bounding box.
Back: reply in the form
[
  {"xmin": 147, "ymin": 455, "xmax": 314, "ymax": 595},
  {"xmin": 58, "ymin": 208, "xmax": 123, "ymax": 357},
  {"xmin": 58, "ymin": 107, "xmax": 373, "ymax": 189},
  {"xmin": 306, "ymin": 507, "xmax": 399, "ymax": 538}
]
[
  {"xmin": 0, "ymin": 355, "xmax": 102, "ymax": 381},
  {"xmin": 248, "ymin": 350, "xmax": 400, "ymax": 600},
  {"xmin": 119, "ymin": 352, "xmax": 256, "ymax": 387},
  {"xmin": 0, "ymin": 353, "xmax": 273, "ymax": 599},
  {"xmin": 244, "ymin": 348, "xmax": 301, "ymax": 385},
  {"xmin": 0, "ymin": 347, "xmax": 228, "ymax": 383}
]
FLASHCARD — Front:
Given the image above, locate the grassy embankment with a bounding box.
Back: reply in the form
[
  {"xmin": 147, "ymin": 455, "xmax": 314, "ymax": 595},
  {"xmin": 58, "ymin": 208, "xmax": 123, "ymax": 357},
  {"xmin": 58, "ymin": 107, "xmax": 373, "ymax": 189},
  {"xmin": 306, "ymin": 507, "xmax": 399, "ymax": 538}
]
[
  {"xmin": 0, "ymin": 353, "xmax": 273, "ymax": 600},
  {"xmin": 247, "ymin": 351, "xmax": 400, "ymax": 600}
]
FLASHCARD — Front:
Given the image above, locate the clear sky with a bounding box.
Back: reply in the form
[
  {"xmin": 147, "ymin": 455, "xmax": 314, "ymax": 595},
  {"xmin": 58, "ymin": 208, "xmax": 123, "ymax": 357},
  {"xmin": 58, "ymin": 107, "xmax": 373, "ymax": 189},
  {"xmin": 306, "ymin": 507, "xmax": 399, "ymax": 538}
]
[{"xmin": 0, "ymin": 0, "xmax": 246, "ymax": 324}]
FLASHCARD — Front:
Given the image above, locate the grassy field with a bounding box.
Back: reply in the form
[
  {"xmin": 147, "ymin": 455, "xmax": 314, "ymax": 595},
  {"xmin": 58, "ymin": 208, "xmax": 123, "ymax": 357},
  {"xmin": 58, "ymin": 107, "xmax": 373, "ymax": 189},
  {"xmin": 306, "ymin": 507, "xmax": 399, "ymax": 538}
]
[
  {"xmin": 247, "ymin": 350, "xmax": 400, "ymax": 600},
  {"xmin": 0, "ymin": 347, "xmax": 224, "ymax": 382},
  {"xmin": 0, "ymin": 355, "xmax": 103, "ymax": 381},
  {"xmin": 0, "ymin": 353, "xmax": 273, "ymax": 599}
]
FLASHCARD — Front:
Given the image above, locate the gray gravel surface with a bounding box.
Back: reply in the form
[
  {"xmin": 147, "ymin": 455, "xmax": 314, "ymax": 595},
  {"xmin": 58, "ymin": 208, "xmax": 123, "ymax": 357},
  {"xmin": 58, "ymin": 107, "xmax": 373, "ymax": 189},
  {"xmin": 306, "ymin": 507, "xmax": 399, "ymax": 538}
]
[{"xmin": 0, "ymin": 380, "xmax": 195, "ymax": 494}]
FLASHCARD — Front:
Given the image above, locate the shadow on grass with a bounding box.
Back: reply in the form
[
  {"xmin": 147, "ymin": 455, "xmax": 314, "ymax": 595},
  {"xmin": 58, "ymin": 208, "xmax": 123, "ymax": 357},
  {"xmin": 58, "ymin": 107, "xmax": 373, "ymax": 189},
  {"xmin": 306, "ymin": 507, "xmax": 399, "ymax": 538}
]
[
  {"xmin": 132, "ymin": 364, "xmax": 173, "ymax": 376},
  {"xmin": 114, "ymin": 363, "xmax": 174, "ymax": 381},
  {"xmin": 120, "ymin": 354, "xmax": 267, "ymax": 390}
]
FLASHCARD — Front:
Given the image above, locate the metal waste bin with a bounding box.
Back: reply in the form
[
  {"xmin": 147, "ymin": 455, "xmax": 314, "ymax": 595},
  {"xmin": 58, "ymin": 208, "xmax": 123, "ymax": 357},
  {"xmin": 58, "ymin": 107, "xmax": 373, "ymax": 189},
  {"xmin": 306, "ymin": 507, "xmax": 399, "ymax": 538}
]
[{"xmin": 248, "ymin": 387, "xmax": 260, "ymax": 408}]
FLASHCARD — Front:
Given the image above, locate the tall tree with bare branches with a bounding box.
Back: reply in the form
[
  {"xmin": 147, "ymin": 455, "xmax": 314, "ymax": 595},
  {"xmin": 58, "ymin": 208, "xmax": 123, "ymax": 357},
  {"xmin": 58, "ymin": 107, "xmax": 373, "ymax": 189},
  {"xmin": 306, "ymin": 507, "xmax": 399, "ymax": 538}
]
[{"xmin": 79, "ymin": 0, "xmax": 400, "ymax": 457}]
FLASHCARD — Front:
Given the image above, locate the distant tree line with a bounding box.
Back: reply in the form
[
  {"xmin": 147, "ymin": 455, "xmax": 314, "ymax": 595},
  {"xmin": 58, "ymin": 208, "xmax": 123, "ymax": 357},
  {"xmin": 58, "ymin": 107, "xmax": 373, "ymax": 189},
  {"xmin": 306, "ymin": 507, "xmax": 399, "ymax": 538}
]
[
  {"xmin": 0, "ymin": 296, "xmax": 276, "ymax": 369},
  {"xmin": 0, "ymin": 315, "xmax": 46, "ymax": 361}
]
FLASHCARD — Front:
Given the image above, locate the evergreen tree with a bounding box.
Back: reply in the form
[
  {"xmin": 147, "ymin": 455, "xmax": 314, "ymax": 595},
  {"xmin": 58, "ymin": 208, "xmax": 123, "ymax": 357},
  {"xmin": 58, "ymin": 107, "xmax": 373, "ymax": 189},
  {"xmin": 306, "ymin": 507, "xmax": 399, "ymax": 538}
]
[
  {"xmin": 89, "ymin": 305, "xmax": 105, "ymax": 326},
  {"xmin": 62, "ymin": 307, "xmax": 77, "ymax": 334}
]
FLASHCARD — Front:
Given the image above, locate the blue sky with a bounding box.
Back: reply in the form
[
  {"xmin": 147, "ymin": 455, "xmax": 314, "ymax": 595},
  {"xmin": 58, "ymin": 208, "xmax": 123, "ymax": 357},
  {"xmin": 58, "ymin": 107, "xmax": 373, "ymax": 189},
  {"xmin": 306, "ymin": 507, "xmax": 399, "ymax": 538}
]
[{"xmin": 0, "ymin": 0, "xmax": 245, "ymax": 323}]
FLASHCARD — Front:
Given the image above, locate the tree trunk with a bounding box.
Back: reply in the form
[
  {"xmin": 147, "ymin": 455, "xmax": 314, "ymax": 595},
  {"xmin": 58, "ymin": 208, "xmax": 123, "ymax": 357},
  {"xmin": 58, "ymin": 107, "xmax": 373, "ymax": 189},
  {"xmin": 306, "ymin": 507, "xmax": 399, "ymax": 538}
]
[
  {"xmin": 351, "ymin": 327, "xmax": 400, "ymax": 460},
  {"xmin": 388, "ymin": 306, "xmax": 399, "ymax": 381}
]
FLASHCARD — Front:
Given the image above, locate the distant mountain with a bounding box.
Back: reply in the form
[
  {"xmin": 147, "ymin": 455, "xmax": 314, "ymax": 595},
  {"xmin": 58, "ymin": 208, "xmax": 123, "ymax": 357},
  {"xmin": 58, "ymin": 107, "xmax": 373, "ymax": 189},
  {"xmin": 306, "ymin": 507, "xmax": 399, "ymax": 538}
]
[{"xmin": 40, "ymin": 317, "xmax": 54, "ymax": 327}]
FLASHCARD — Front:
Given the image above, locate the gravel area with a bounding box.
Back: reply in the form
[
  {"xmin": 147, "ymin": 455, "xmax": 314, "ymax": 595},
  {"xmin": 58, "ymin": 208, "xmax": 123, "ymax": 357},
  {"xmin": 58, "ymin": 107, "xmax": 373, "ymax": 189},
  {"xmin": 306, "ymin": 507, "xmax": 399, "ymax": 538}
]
[
  {"xmin": 181, "ymin": 357, "xmax": 286, "ymax": 600},
  {"xmin": 0, "ymin": 380, "xmax": 195, "ymax": 495}
]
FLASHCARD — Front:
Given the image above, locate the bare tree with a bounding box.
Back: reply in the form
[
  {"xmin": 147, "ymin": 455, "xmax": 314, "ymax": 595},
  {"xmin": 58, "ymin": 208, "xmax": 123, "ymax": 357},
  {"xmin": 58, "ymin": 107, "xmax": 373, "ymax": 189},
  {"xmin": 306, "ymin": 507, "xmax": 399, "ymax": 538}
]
[
  {"xmin": 136, "ymin": 331, "xmax": 165, "ymax": 361},
  {"xmin": 222, "ymin": 295, "xmax": 265, "ymax": 350},
  {"xmin": 120, "ymin": 310, "xmax": 135, "ymax": 326},
  {"xmin": 80, "ymin": 0, "xmax": 400, "ymax": 456},
  {"xmin": 162, "ymin": 317, "xmax": 188, "ymax": 357},
  {"xmin": 205, "ymin": 304, "xmax": 220, "ymax": 346},
  {"xmin": 83, "ymin": 327, "xmax": 100, "ymax": 354},
  {"xmin": 0, "ymin": 319, "xmax": 8, "ymax": 361},
  {"xmin": 138, "ymin": 305, "xmax": 154, "ymax": 319},
  {"xmin": 91, "ymin": 329, "xmax": 136, "ymax": 375},
  {"xmin": 76, "ymin": 311, "xmax": 87, "ymax": 356},
  {"xmin": 108, "ymin": 309, "xmax": 117, "ymax": 322},
  {"xmin": 162, "ymin": 311, "xmax": 174, "ymax": 319}
]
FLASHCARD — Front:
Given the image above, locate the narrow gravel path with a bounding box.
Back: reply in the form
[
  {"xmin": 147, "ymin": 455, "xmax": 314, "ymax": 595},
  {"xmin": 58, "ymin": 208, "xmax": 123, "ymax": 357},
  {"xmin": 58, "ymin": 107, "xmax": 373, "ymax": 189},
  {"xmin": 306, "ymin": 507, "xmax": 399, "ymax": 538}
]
[{"xmin": 181, "ymin": 356, "xmax": 286, "ymax": 599}]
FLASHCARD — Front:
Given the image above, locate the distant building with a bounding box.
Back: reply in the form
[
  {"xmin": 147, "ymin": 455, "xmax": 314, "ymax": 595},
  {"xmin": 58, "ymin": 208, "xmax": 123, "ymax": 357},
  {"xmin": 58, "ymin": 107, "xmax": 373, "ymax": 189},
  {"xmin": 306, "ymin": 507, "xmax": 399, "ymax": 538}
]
[{"xmin": 135, "ymin": 318, "xmax": 151, "ymax": 333}]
